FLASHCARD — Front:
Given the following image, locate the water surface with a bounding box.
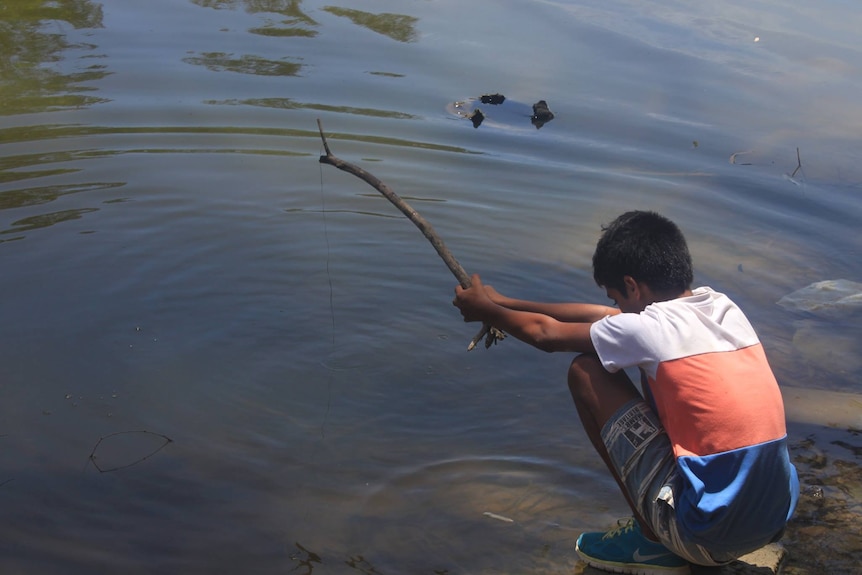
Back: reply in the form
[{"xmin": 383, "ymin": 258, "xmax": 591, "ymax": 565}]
[{"xmin": 1, "ymin": 1, "xmax": 860, "ymax": 573}]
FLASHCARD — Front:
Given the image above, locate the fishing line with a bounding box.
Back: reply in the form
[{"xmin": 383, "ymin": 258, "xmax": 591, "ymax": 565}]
[
  {"xmin": 319, "ymin": 153, "xmax": 336, "ymax": 344},
  {"xmin": 291, "ymin": 153, "xmax": 338, "ymax": 555},
  {"xmin": 318, "ymin": 152, "xmax": 335, "ymax": 439}
]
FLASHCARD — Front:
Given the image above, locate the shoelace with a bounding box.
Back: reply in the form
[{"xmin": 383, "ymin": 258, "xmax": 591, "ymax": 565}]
[{"xmin": 602, "ymin": 517, "xmax": 637, "ymax": 540}]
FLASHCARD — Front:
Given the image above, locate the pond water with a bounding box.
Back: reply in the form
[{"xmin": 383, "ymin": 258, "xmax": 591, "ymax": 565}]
[{"xmin": 1, "ymin": 1, "xmax": 861, "ymax": 573}]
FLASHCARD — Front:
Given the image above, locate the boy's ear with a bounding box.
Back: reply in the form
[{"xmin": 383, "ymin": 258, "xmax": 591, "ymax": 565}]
[{"xmin": 622, "ymin": 275, "xmax": 639, "ymax": 297}]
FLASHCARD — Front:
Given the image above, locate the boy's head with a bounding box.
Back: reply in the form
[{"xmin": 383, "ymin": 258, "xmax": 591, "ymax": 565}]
[{"xmin": 592, "ymin": 211, "xmax": 693, "ymax": 298}]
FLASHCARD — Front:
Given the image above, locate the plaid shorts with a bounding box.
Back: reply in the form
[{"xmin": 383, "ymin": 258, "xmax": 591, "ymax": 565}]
[{"xmin": 600, "ymin": 399, "xmax": 739, "ymax": 566}]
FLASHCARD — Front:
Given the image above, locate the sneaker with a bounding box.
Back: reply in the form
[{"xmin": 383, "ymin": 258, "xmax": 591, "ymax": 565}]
[{"xmin": 576, "ymin": 518, "xmax": 689, "ymax": 575}]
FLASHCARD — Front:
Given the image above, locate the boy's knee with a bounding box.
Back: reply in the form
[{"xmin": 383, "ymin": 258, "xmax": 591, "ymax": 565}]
[
  {"xmin": 569, "ymin": 353, "xmax": 603, "ymax": 375},
  {"xmin": 568, "ymin": 354, "xmax": 603, "ymax": 395}
]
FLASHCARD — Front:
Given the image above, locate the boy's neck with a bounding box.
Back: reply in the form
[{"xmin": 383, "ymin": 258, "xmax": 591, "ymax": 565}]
[
  {"xmin": 653, "ymin": 288, "xmax": 693, "ymax": 302},
  {"xmin": 632, "ymin": 282, "xmax": 692, "ymax": 312}
]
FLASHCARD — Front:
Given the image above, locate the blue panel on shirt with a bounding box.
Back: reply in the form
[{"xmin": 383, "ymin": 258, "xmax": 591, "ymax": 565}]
[{"xmin": 676, "ymin": 436, "xmax": 799, "ymax": 553}]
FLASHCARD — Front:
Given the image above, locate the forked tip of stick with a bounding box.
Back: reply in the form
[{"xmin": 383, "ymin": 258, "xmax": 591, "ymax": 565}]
[{"xmin": 316, "ymin": 118, "xmax": 332, "ymax": 157}]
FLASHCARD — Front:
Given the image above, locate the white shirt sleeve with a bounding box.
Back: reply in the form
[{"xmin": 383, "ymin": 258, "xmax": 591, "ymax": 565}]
[{"xmin": 589, "ymin": 312, "xmax": 659, "ymax": 374}]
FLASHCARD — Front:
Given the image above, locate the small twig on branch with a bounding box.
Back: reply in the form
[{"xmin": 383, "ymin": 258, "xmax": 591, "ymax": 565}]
[
  {"xmin": 790, "ymin": 147, "xmax": 803, "ymax": 178},
  {"xmin": 315, "ymin": 119, "xmax": 504, "ymax": 350}
]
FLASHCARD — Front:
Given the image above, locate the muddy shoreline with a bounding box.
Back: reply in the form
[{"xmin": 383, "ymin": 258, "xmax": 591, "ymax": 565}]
[{"xmin": 780, "ymin": 424, "xmax": 862, "ymax": 574}]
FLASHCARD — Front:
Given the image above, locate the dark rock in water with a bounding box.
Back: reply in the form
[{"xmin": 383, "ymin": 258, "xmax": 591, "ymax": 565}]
[
  {"xmin": 531, "ymin": 100, "xmax": 554, "ymax": 129},
  {"xmin": 469, "ymin": 108, "xmax": 485, "ymax": 128},
  {"xmin": 480, "ymin": 93, "xmax": 506, "ymax": 105}
]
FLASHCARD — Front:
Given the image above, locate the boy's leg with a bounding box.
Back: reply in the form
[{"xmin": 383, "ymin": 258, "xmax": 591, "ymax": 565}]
[
  {"xmin": 569, "ymin": 354, "xmax": 723, "ymax": 572},
  {"xmin": 568, "ymin": 354, "xmax": 694, "ymax": 573},
  {"xmin": 567, "ymin": 353, "xmax": 657, "ymax": 539}
]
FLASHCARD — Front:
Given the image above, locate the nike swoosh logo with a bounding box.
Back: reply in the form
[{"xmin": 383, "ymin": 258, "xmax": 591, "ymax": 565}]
[{"xmin": 633, "ymin": 548, "xmax": 672, "ymax": 562}]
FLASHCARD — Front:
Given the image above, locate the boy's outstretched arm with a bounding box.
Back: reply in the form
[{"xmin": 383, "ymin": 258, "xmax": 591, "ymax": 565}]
[
  {"xmin": 453, "ymin": 274, "xmax": 612, "ymax": 353},
  {"xmin": 481, "ymin": 284, "xmax": 619, "ymax": 323}
]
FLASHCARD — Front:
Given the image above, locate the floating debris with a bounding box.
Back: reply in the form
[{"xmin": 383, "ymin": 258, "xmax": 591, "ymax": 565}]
[
  {"xmin": 777, "ymin": 280, "xmax": 862, "ymax": 380},
  {"xmin": 729, "ymin": 150, "xmax": 753, "ymax": 165},
  {"xmin": 469, "ymin": 108, "xmax": 485, "ymax": 128},
  {"xmin": 531, "ymin": 100, "xmax": 554, "ymax": 129},
  {"xmin": 777, "ymin": 279, "xmax": 862, "ymax": 319},
  {"xmin": 447, "ymin": 95, "xmax": 555, "ymax": 130},
  {"xmin": 88, "ymin": 430, "xmax": 173, "ymax": 473},
  {"xmin": 480, "ymin": 93, "xmax": 506, "ymax": 105},
  {"xmin": 483, "ymin": 511, "xmax": 514, "ymax": 523}
]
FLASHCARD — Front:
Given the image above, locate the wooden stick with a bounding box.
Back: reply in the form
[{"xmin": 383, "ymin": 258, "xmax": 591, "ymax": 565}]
[{"xmin": 315, "ymin": 119, "xmax": 504, "ymax": 350}]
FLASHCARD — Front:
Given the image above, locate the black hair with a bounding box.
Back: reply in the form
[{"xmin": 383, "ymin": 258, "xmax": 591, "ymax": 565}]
[{"xmin": 592, "ymin": 211, "xmax": 693, "ymax": 295}]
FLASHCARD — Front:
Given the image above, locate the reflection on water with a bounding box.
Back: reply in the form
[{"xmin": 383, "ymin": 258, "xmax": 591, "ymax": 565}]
[
  {"xmin": 0, "ymin": 181, "xmax": 123, "ymax": 239},
  {"xmin": 0, "ymin": 0, "xmax": 115, "ymax": 239},
  {"xmin": 0, "ymin": 183, "xmax": 103, "ymax": 210},
  {"xmin": 0, "ymin": 152, "xmax": 81, "ymax": 184},
  {"xmin": 1, "ymin": 0, "xmax": 861, "ymax": 573},
  {"xmin": 190, "ymin": 1, "xmax": 420, "ymax": 42},
  {"xmin": 207, "ymin": 97, "xmax": 419, "ymax": 119},
  {"xmin": 0, "ymin": 0, "xmax": 110, "ymax": 114},
  {"xmin": 322, "ymin": 7, "xmax": 418, "ymax": 43},
  {"xmin": 2, "ymin": 206, "xmax": 98, "ymax": 236},
  {"xmin": 192, "ymin": 0, "xmax": 318, "ymax": 37},
  {"xmin": 183, "ymin": 51, "xmax": 303, "ymax": 76}
]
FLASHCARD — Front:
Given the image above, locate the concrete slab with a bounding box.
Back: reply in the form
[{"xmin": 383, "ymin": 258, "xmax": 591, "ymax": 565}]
[
  {"xmin": 578, "ymin": 542, "xmax": 787, "ymax": 575},
  {"xmin": 690, "ymin": 543, "xmax": 786, "ymax": 574}
]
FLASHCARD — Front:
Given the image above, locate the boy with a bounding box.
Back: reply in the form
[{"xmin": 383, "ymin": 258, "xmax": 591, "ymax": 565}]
[{"xmin": 453, "ymin": 211, "xmax": 797, "ymax": 574}]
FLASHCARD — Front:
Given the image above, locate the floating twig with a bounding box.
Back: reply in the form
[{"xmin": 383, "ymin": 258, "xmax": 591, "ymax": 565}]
[
  {"xmin": 316, "ymin": 119, "xmax": 505, "ymax": 350},
  {"xmin": 729, "ymin": 150, "xmax": 753, "ymax": 165},
  {"xmin": 483, "ymin": 511, "xmax": 515, "ymax": 523},
  {"xmin": 88, "ymin": 430, "xmax": 173, "ymax": 473}
]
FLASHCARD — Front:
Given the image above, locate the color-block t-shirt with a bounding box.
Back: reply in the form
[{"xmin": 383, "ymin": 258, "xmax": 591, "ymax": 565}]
[{"xmin": 590, "ymin": 287, "xmax": 798, "ymax": 552}]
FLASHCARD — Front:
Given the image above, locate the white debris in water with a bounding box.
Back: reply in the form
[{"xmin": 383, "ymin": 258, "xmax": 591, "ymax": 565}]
[
  {"xmin": 776, "ymin": 279, "xmax": 862, "ymax": 319},
  {"xmin": 483, "ymin": 511, "xmax": 514, "ymax": 523}
]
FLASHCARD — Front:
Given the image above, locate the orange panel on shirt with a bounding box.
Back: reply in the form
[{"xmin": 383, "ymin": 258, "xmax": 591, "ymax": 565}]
[{"xmin": 651, "ymin": 344, "xmax": 787, "ymax": 458}]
